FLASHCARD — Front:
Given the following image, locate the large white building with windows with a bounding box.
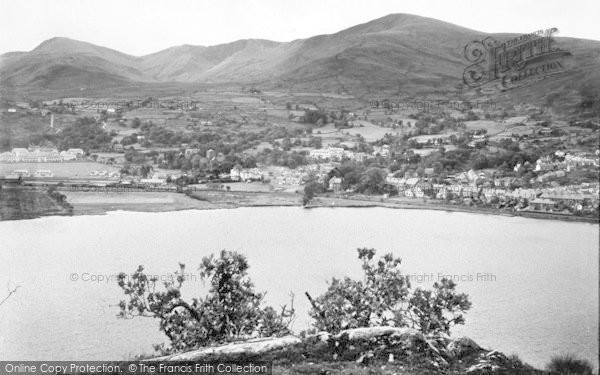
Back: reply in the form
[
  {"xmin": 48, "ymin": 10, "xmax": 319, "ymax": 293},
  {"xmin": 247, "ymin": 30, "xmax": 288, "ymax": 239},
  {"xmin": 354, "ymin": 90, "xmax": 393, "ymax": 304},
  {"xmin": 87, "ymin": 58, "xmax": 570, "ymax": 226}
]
[{"xmin": 0, "ymin": 147, "xmax": 85, "ymax": 162}]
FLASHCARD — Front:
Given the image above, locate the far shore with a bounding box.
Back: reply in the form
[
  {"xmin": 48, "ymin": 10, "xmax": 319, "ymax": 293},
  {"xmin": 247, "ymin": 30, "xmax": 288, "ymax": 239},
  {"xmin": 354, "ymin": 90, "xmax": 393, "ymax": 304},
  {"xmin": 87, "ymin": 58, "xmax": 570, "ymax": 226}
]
[{"xmin": 53, "ymin": 190, "xmax": 600, "ymax": 224}]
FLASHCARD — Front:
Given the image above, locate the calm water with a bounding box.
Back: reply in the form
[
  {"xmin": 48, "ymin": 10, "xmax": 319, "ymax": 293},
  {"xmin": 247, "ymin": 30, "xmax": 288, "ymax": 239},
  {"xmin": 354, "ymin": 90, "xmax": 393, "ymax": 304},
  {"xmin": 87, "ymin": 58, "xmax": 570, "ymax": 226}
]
[{"xmin": 0, "ymin": 207, "xmax": 597, "ymax": 368}]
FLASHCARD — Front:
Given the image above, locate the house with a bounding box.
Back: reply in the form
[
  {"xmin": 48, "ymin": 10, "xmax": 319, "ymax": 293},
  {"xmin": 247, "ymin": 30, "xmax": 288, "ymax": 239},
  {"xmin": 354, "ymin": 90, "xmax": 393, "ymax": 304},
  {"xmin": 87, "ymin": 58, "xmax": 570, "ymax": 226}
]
[
  {"xmin": 535, "ymin": 157, "xmax": 556, "ymax": 172},
  {"xmin": 436, "ymin": 187, "xmax": 450, "ymax": 200},
  {"xmin": 530, "ymin": 198, "xmax": 556, "ymax": 211},
  {"xmin": 386, "ymin": 174, "xmax": 405, "ymax": 186},
  {"xmin": 68, "ymin": 148, "xmax": 85, "ymax": 158},
  {"xmin": 540, "ymin": 192, "xmax": 586, "ymax": 204},
  {"xmin": 372, "ymin": 145, "xmax": 390, "ymax": 157},
  {"xmin": 414, "ymin": 181, "xmax": 433, "ymax": 198},
  {"xmin": 140, "ymin": 178, "xmax": 166, "ymax": 186},
  {"xmin": 7, "ymin": 108, "xmax": 16, "ymax": 113},
  {"xmin": 494, "ymin": 177, "xmax": 514, "ymax": 188},
  {"xmin": 461, "ymin": 186, "xmax": 480, "ymax": 198},
  {"xmin": 0, "ymin": 152, "xmax": 17, "ymax": 162},
  {"xmin": 230, "ymin": 167, "xmax": 241, "ymax": 181},
  {"xmin": 239, "ymin": 168, "xmax": 264, "ymax": 182},
  {"xmin": 329, "ymin": 177, "xmax": 343, "ymax": 192},
  {"xmin": 60, "ymin": 151, "xmax": 77, "ymax": 161},
  {"xmin": 349, "ymin": 152, "xmax": 369, "ymax": 162}
]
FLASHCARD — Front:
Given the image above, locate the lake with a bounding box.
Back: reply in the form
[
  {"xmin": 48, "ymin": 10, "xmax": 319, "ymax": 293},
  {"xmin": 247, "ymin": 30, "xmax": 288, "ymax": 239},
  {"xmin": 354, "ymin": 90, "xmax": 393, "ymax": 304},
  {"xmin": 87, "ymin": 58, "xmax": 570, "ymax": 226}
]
[{"xmin": 0, "ymin": 207, "xmax": 597, "ymax": 369}]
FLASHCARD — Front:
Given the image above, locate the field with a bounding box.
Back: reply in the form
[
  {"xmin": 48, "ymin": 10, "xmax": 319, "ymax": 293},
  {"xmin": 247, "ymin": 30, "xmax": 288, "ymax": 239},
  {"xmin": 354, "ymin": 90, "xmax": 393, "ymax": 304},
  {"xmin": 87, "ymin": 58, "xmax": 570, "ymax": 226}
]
[
  {"xmin": 0, "ymin": 162, "xmax": 119, "ymax": 179},
  {"xmin": 463, "ymin": 120, "xmax": 507, "ymax": 133},
  {"xmin": 316, "ymin": 120, "xmax": 400, "ymax": 143}
]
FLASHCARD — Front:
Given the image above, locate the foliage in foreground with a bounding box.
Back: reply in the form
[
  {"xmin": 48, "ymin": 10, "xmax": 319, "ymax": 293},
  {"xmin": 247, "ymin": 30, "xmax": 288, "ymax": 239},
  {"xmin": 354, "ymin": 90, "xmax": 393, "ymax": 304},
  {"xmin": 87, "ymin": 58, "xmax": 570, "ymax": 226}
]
[
  {"xmin": 307, "ymin": 248, "xmax": 472, "ymax": 336},
  {"xmin": 116, "ymin": 250, "xmax": 294, "ymax": 354},
  {"xmin": 546, "ymin": 353, "xmax": 594, "ymax": 375},
  {"xmin": 117, "ymin": 247, "xmax": 471, "ymax": 357}
]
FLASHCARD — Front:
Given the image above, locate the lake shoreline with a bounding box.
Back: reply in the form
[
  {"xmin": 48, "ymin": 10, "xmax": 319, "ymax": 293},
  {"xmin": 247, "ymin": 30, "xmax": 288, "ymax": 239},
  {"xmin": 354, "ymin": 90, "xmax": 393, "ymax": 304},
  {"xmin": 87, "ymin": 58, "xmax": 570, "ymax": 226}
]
[
  {"xmin": 1, "ymin": 188, "xmax": 597, "ymax": 223},
  {"xmin": 56, "ymin": 190, "xmax": 600, "ymax": 224}
]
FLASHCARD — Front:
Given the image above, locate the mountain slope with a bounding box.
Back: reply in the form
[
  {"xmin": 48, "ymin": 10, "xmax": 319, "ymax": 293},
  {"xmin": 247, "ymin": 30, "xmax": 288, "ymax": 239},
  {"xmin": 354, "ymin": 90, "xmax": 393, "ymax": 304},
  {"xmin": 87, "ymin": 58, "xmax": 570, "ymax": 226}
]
[
  {"xmin": 0, "ymin": 37, "xmax": 146, "ymax": 89},
  {"xmin": 1, "ymin": 14, "xmax": 599, "ymax": 97}
]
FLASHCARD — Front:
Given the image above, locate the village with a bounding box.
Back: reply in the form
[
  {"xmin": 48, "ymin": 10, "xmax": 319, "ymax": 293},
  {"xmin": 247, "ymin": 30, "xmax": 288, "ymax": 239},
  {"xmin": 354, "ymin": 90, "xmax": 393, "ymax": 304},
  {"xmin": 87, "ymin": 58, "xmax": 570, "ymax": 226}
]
[
  {"xmin": 1, "ymin": 90, "xmax": 599, "ymax": 220},
  {"xmin": 1, "ymin": 141, "xmax": 598, "ymax": 219}
]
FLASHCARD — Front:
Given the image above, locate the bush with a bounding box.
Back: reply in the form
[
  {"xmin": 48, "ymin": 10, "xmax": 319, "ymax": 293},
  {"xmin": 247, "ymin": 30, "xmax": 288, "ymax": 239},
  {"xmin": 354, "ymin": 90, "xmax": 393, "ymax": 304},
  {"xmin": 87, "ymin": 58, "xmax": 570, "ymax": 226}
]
[
  {"xmin": 116, "ymin": 251, "xmax": 294, "ymax": 355},
  {"xmin": 546, "ymin": 353, "xmax": 594, "ymax": 375},
  {"xmin": 307, "ymin": 248, "xmax": 471, "ymax": 336}
]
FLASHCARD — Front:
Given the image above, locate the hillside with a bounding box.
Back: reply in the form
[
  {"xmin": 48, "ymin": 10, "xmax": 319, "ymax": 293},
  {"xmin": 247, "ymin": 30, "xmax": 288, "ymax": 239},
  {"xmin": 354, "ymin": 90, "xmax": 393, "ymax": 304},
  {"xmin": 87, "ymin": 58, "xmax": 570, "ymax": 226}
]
[{"xmin": 1, "ymin": 13, "xmax": 599, "ymax": 100}]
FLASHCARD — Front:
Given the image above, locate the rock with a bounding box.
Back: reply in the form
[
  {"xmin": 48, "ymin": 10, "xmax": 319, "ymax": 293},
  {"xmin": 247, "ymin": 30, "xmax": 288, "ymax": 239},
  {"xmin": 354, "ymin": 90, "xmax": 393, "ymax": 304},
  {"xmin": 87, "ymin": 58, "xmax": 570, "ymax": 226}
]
[
  {"xmin": 485, "ymin": 350, "xmax": 507, "ymax": 361},
  {"xmin": 447, "ymin": 336, "xmax": 482, "ymax": 358},
  {"xmin": 150, "ymin": 335, "xmax": 302, "ymax": 361},
  {"xmin": 317, "ymin": 332, "xmax": 330, "ymax": 342},
  {"xmin": 466, "ymin": 361, "xmax": 501, "ymax": 373}
]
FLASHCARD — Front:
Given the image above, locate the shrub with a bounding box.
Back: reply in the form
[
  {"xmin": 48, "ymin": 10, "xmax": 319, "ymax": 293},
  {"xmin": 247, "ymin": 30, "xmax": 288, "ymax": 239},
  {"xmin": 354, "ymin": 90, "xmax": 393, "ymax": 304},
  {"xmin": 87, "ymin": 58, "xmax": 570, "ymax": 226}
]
[
  {"xmin": 116, "ymin": 251, "xmax": 294, "ymax": 355},
  {"xmin": 307, "ymin": 248, "xmax": 471, "ymax": 336},
  {"xmin": 546, "ymin": 353, "xmax": 594, "ymax": 375}
]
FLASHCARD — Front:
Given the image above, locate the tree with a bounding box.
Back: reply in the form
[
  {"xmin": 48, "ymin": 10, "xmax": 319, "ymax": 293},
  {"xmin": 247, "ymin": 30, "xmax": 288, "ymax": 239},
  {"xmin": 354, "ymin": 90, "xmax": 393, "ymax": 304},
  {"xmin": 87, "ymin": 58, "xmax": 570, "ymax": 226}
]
[
  {"xmin": 356, "ymin": 168, "xmax": 386, "ymax": 195},
  {"xmin": 546, "ymin": 354, "xmax": 593, "ymax": 375},
  {"xmin": 303, "ymin": 181, "xmax": 324, "ymax": 206},
  {"xmin": 307, "ymin": 248, "xmax": 471, "ymax": 336},
  {"xmin": 116, "ymin": 251, "xmax": 294, "ymax": 355},
  {"xmin": 140, "ymin": 165, "xmax": 154, "ymax": 178}
]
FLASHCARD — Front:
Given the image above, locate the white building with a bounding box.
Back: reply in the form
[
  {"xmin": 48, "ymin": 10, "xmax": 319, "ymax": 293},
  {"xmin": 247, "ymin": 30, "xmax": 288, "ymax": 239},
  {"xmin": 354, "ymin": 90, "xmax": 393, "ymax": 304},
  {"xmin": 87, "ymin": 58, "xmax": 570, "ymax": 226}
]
[
  {"xmin": 230, "ymin": 167, "xmax": 241, "ymax": 181},
  {"xmin": 34, "ymin": 170, "xmax": 54, "ymax": 178},
  {"xmin": 11, "ymin": 169, "xmax": 30, "ymax": 177}
]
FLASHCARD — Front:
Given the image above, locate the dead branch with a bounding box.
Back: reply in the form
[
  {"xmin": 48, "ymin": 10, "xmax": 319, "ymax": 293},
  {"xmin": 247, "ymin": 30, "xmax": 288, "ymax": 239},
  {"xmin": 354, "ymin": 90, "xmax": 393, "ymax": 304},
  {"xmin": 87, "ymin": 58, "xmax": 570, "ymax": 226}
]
[{"xmin": 0, "ymin": 282, "xmax": 20, "ymax": 307}]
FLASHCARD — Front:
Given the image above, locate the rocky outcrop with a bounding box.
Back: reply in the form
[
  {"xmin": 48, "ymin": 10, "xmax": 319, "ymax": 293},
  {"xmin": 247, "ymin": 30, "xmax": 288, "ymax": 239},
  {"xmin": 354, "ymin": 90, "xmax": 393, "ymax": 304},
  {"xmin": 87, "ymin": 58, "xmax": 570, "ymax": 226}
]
[
  {"xmin": 150, "ymin": 327, "xmax": 541, "ymax": 374},
  {"xmin": 446, "ymin": 336, "xmax": 482, "ymax": 359},
  {"xmin": 0, "ymin": 186, "xmax": 72, "ymax": 220},
  {"xmin": 151, "ymin": 335, "xmax": 302, "ymax": 361}
]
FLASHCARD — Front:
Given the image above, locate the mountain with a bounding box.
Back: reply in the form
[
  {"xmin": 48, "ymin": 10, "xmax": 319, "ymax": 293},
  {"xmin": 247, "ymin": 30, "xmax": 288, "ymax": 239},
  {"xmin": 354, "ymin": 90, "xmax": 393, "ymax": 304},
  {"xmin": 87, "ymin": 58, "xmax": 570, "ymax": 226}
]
[{"xmin": 1, "ymin": 13, "xmax": 599, "ymax": 98}]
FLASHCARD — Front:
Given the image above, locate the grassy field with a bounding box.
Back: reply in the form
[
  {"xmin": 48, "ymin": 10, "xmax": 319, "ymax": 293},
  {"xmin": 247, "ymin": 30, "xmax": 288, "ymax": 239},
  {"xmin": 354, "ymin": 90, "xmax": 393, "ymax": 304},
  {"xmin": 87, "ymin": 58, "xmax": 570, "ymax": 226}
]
[
  {"xmin": 0, "ymin": 162, "xmax": 119, "ymax": 178},
  {"xmin": 315, "ymin": 120, "xmax": 398, "ymax": 143}
]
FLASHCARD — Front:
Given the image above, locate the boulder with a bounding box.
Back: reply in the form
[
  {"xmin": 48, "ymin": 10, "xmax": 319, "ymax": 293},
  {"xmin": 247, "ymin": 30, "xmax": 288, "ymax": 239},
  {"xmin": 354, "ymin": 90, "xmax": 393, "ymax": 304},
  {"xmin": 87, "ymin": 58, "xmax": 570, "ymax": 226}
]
[{"xmin": 447, "ymin": 336, "xmax": 482, "ymax": 358}]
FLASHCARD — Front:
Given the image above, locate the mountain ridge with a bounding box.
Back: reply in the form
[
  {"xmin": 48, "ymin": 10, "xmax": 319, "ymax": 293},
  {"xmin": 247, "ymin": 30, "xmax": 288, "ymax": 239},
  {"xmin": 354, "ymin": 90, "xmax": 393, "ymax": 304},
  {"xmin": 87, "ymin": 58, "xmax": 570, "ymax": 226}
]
[{"xmin": 1, "ymin": 13, "xmax": 599, "ymax": 97}]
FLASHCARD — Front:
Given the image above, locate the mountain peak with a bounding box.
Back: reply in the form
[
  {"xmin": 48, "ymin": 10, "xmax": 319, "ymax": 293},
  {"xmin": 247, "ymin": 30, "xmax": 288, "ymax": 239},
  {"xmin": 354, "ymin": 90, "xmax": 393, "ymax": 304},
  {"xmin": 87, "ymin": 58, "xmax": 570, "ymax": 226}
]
[
  {"xmin": 339, "ymin": 13, "xmax": 481, "ymax": 36},
  {"xmin": 33, "ymin": 37, "xmax": 86, "ymax": 52}
]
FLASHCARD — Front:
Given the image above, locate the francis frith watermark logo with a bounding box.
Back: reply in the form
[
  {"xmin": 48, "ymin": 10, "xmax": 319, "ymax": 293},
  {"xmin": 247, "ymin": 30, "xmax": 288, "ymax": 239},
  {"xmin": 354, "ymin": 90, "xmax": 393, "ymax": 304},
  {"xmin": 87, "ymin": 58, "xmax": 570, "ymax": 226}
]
[{"xmin": 463, "ymin": 28, "xmax": 572, "ymax": 90}]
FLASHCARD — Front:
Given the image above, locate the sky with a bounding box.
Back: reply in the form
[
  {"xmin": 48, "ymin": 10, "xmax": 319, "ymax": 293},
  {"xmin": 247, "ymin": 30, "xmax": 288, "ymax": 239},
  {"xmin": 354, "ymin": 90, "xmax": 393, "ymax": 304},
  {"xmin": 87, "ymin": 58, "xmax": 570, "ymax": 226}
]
[{"xmin": 0, "ymin": 0, "xmax": 598, "ymax": 56}]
